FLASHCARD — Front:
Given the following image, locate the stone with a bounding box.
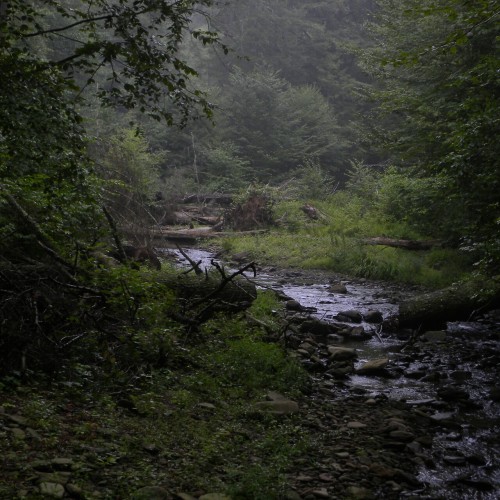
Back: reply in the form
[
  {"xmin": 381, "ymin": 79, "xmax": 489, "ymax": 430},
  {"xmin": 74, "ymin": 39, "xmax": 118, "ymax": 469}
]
[
  {"xmin": 337, "ymin": 310, "xmax": 363, "ymax": 323},
  {"xmin": 330, "ymin": 283, "xmax": 348, "ymax": 294},
  {"xmin": 356, "ymin": 358, "xmax": 389, "ymax": 375},
  {"xmin": 174, "ymin": 494, "xmax": 198, "ymax": 500},
  {"xmin": 345, "ymin": 486, "xmax": 374, "ymax": 499},
  {"xmin": 300, "ymin": 319, "xmax": 341, "ymax": 337},
  {"xmin": 389, "ymin": 430, "xmax": 415, "ymax": 441},
  {"xmin": 39, "ymin": 482, "xmax": 65, "ymax": 498},
  {"xmin": 5, "ymin": 414, "xmax": 28, "ymax": 426},
  {"xmin": 266, "ymin": 391, "xmax": 288, "ymax": 401},
  {"xmin": 422, "ymin": 330, "xmax": 447, "ymax": 342},
  {"xmin": 311, "ymin": 488, "xmax": 330, "ymax": 498},
  {"xmin": 347, "ymin": 421, "xmax": 367, "ymax": 429},
  {"xmin": 197, "ymin": 402, "xmax": 216, "ymax": 410},
  {"xmin": 364, "ymin": 310, "xmax": 383, "ymax": 323},
  {"xmin": 443, "ymin": 455, "xmax": 466, "ymax": 465},
  {"xmin": 254, "ymin": 400, "xmax": 299, "ymax": 415},
  {"xmin": 199, "ymin": 494, "xmax": 232, "ymax": 500},
  {"xmin": 65, "ymin": 484, "xmax": 85, "ymax": 498},
  {"xmin": 9, "ymin": 427, "xmax": 26, "ymax": 439},
  {"xmin": 286, "ymin": 300, "xmax": 305, "ymax": 311},
  {"xmin": 51, "ymin": 458, "xmax": 74, "ymax": 470},
  {"xmin": 437, "ymin": 387, "xmax": 469, "ymax": 401},
  {"xmin": 327, "ymin": 346, "xmax": 357, "ymax": 361},
  {"xmin": 131, "ymin": 486, "xmax": 170, "ymax": 499}
]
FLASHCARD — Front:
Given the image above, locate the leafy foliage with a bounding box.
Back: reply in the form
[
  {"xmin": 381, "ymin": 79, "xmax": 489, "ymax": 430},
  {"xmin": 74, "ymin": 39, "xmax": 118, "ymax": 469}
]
[
  {"xmin": 2, "ymin": 0, "xmax": 222, "ymax": 125},
  {"xmin": 362, "ymin": 0, "xmax": 500, "ymax": 270}
]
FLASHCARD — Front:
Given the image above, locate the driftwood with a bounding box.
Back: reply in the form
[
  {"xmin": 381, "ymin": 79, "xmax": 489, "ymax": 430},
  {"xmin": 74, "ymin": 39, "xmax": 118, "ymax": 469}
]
[
  {"xmin": 399, "ymin": 279, "xmax": 500, "ymax": 330},
  {"xmin": 363, "ymin": 237, "xmax": 442, "ymax": 250}
]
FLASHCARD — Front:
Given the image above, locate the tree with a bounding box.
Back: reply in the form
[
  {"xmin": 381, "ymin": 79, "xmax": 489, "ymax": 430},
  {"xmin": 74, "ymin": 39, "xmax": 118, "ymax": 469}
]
[
  {"xmin": 0, "ymin": 0, "xmax": 223, "ymax": 373},
  {"xmin": 1, "ymin": 0, "xmax": 222, "ymax": 125},
  {"xmin": 362, "ymin": 0, "xmax": 500, "ymax": 269}
]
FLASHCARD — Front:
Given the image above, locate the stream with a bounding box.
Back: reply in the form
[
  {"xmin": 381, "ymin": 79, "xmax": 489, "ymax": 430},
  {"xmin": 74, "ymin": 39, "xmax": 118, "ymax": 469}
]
[{"xmin": 162, "ymin": 247, "xmax": 500, "ymax": 499}]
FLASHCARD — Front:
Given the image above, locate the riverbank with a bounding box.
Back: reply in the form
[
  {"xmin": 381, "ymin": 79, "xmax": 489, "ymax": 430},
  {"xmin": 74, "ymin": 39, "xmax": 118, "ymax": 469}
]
[{"xmin": 1, "ymin": 251, "xmax": 498, "ymax": 499}]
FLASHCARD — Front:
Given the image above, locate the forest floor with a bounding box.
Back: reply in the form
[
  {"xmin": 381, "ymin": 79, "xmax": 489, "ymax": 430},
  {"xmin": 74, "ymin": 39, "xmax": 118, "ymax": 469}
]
[{"xmin": 1, "ymin": 262, "xmax": 499, "ymax": 499}]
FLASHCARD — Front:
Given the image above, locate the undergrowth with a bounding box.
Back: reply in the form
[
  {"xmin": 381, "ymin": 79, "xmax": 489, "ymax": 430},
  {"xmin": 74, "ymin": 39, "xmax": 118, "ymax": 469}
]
[{"xmin": 0, "ymin": 291, "xmax": 311, "ymax": 499}]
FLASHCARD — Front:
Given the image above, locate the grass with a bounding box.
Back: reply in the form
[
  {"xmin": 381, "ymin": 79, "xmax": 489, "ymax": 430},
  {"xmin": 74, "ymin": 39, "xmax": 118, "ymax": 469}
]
[{"xmin": 217, "ymin": 197, "xmax": 473, "ymax": 288}]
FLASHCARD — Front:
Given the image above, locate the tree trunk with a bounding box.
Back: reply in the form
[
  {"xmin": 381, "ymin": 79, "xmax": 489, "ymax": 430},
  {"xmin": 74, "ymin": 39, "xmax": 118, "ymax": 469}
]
[
  {"xmin": 363, "ymin": 237, "xmax": 442, "ymax": 250},
  {"xmin": 399, "ymin": 279, "xmax": 500, "ymax": 329}
]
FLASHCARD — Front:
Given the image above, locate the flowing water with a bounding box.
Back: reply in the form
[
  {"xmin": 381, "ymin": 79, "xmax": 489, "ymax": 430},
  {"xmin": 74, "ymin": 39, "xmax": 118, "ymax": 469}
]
[{"xmin": 161, "ymin": 247, "xmax": 500, "ymax": 499}]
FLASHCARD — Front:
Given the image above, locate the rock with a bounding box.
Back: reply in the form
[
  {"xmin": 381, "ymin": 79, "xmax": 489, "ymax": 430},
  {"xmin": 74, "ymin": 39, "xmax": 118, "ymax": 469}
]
[
  {"xmin": 65, "ymin": 484, "xmax": 86, "ymax": 498},
  {"xmin": 327, "ymin": 346, "xmax": 357, "ymax": 361},
  {"xmin": 199, "ymin": 494, "xmax": 232, "ymax": 500},
  {"xmin": 345, "ymin": 486, "xmax": 374, "ymax": 499},
  {"xmin": 437, "ymin": 386, "xmax": 469, "ymax": 401},
  {"xmin": 131, "ymin": 486, "xmax": 170, "ymax": 499},
  {"xmin": 36, "ymin": 472, "xmax": 71, "ymax": 485},
  {"xmin": 39, "ymin": 482, "xmax": 65, "ymax": 498},
  {"xmin": 422, "ymin": 330, "xmax": 447, "ymax": 342},
  {"xmin": 330, "ymin": 283, "xmax": 348, "ymax": 294},
  {"xmin": 4, "ymin": 414, "xmax": 28, "ymax": 426},
  {"xmin": 197, "ymin": 402, "xmax": 216, "ymax": 410},
  {"xmin": 254, "ymin": 399, "xmax": 299, "ymax": 415},
  {"xmin": 336, "ymin": 310, "xmax": 363, "ymax": 323},
  {"xmin": 364, "ymin": 310, "xmax": 383, "ymax": 323},
  {"xmin": 389, "ymin": 430, "xmax": 415, "ymax": 441},
  {"xmin": 488, "ymin": 386, "xmax": 500, "ymax": 402},
  {"xmin": 346, "ymin": 326, "xmax": 370, "ymax": 340},
  {"xmin": 9, "ymin": 427, "xmax": 26, "ymax": 439},
  {"xmin": 311, "ymin": 488, "xmax": 330, "ymax": 498},
  {"xmin": 356, "ymin": 358, "xmax": 389, "ymax": 375},
  {"xmin": 450, "ymin": 370, "xmax": 472, "ymax": 382},
  {"xmin": 286, "ymin": 300, "xmax": 305, "ymax": 311},
  {"xmin": 51, "ymin": 458, "xmax": 74, "ymax": 470},
  {"xmin": 347, "ymin": 421, "xmax": 367, "ymax": 429},
  {"xmin": 266, "ymin": 391, "xmax": 289, "ymax": 401},
  {"xmin": 443, "ymin": 455, "xmax": 466, "ymax": 465},
  {"xmin": 300, "ymin": 319, "xmax": 341, "ymax": 337}
]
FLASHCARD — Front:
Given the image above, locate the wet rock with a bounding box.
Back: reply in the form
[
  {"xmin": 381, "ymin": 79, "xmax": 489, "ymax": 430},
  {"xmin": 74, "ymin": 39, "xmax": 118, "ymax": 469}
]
[
  {"xmin": 336, "ymin": 310, "xmax": 363, "ymax": 323},
  {"xmin": 364, "ymin": 310, "xmax": 383, "ymax": 323},
  {"xmin": 287, "ymin": 300, "xmax": 306, "ymax": 312},
  {"xmin": 443, "ymin": 455, "xmax": 466, "ymax": 465},
  {"xmin": 437, "ymin": 386, "xmax": 470, "ymax": 401},
  {"xmin": 356, "ymin": 358, "xmax": 389, "ymax": 375},
  {"xmin": 488, "ymin": 386, "xmax": 500, "ymax": 402},
  {"xmin": 422, "ymin": 330, "xmax": 447, "ymax": 342},
  {"xmin": 327, "ymin": 346, "xmax": 357, "ymax": 361},
  {"xmin": 300, "ymin": 319, "xmax": 342, "ymax": 337},
  {"xmin": 450, "ymin": 370, "xmax": 472, "ymax": 382},
  {"xmin": 346, "ymin": 326, "xmax": 370, "ymax": 340},
  {"xmin": 330, "ymin": 283, "xmax": 348, "ymax": 294}
]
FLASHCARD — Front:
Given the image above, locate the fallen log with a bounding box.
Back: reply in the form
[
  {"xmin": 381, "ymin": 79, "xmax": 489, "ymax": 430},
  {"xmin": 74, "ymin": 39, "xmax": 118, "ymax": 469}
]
[
  {"xmin": 363, "ymin": 237, "xmax": 442, "ymax": 250},
  {"xmin": 399, "ymin": 279, "xmax": 500, "ymax": 330}
]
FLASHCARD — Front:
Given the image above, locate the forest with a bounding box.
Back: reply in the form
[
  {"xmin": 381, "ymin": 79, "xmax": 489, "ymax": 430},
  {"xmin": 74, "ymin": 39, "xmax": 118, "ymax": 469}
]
[{"xmin": 1, "ymin": 1, "xmax": 499, "ymax": 499}]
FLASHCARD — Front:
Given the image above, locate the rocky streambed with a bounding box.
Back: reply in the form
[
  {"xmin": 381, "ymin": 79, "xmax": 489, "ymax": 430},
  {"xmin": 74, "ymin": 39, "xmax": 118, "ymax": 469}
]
[{"xmin": 168, "ymin": 248, "xmax": 500, "ymax": 499}]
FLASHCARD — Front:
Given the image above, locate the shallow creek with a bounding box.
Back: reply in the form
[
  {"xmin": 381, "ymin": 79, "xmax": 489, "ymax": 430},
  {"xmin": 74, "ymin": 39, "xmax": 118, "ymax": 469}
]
[{"xmin": 163, "ymin": 248, "xmax": 500, "ymax": 499}]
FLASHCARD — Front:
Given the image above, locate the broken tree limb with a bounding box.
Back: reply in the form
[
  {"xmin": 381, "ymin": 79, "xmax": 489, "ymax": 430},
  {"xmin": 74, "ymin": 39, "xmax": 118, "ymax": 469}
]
[
  {"xmin": 362, "ymin": 237, "xmax": 442, "ymax": 250},
  {"xmin": 398, "ymin": 278, "xmax": 500, "ymax": 330}
]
